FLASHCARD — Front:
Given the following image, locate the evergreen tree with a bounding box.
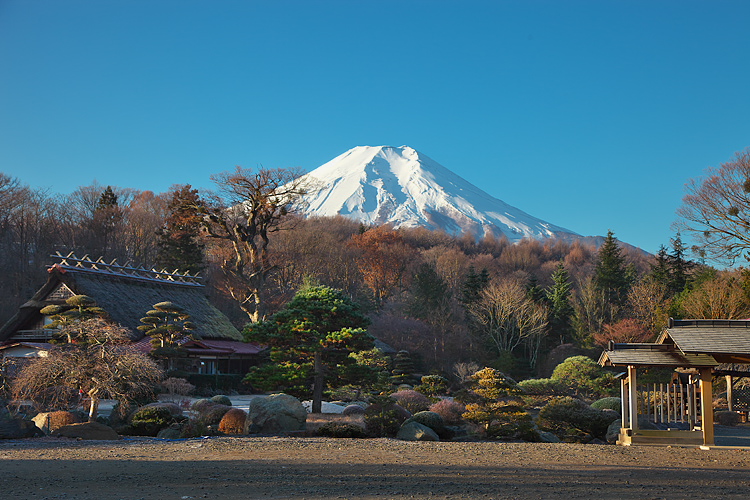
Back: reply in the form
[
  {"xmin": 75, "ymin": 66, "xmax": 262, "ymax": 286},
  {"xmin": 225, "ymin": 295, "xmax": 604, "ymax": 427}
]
[
  {"xmin": 91, "ymin": 186, "xmax": 123, "ymax": 256},
  {"xmin": 407, "ymin": 263, "xmax": 450, "ymax": 320},
  {"xmin": 667, "ymin": 233, "xmax": 694, "ymax": 294},
  {"xmin": 244, "ymin": 285, "xmax": 373, "ymax": 413},
  {"xmin": 593, "ymin": 230, "xmax": 630, "ymax": 312},
  {"xmin": 155, "ymin": 185, "xmax": 205, "ymax": 274},
  {"xmin": 461, "ymin": 266, "xmax": 490, "ymax": 306},
  {"xmin": 40, "ymin": 295, "xmax": 108, "ymax": 344},
  {"xmin": 525, "ymin": 274, "xmax": 547, "ymax": 304},
  {"xmin": 391, "ymin": 350, "xmax": 417, "ymax": 385},
  {"xmin": 649, "ymin": 245, "xmax": 671, "ymax": 286},
  {"xmin": 546, "ymin": 262, "xmax": 575, "ymax": 345}
]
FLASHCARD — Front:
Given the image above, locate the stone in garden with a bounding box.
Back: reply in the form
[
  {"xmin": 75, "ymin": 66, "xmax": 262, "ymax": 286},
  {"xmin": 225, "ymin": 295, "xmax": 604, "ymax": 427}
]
[
  {"xmin": 244, "ymin": 393, "xmax": 307, "ymax": 434},
  {"xmin": 539, "ymin": 431, "xmax": 561, "ymax": 443},
  {"xmin": 0, "ymin": 418, "xmax": 42, "ymax": 439},
  {"xmin": 52, "ymin": 422, "xmax": 120, "ymax": 440},
  {"xmin": 342, "ymin": 404, "xmax": 366, "ymax": 416},
  {"xmin": 397, "ymin": 421, "xmax": 439, "ymax": 441}
]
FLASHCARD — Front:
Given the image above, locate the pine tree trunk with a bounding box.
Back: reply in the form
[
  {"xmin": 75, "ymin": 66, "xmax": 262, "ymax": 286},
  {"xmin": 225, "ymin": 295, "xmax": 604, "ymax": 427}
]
[
  {"xmin": 88, "ymin": 390, "xmax": 100, "ymax": 422},
  {"xmin": 312, "ymin": 350, "xmax": 323, "ymax": 414}
]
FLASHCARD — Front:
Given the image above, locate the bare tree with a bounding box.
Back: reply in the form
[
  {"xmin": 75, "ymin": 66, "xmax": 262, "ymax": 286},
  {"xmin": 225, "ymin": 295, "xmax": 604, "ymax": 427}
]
[
  {"xmin": 13, "ymin": 318, "xmax": 163, "ymax": 421},
  {"xmin": 677, "ymin": 148, "xmax": 750, "ymax": 263},
  {"xmin": 195, "ymin": 167, "xmax": 310, "ymax": 322},
  {"xmin": 467, "ymin": 280, "xmax": 548, "ymax": 368},
  {"xmin": 680, "ymin": 271, "xmax": 750, "ymax": 319}
]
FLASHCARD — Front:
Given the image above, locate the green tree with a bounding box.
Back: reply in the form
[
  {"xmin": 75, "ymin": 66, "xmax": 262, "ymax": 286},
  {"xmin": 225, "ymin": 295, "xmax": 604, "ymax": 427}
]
[
  {"xmin": 407, "ymin": 263, "xmax": 451, "ymax": 320},
  {"xmin": 593, "ymin": 230, "xmax": 631, "ymax": 314},
  {"xmin": 40, "ymin": 295, "xmax": 108, "ymax": 344},
  {"xmin": 546, "ymin": 262, "xmax": 575, "ymax": 345},
  {"xmin": 244, "ymin": 285, "xmax": 373, "ymax": 413},
  {"xmin": 461, "ymin": 266, "xmax": 490, "ymax": 307},
  {"xmin": 155, "ymin": 185, "xmax": 205, "ymax": 274}
]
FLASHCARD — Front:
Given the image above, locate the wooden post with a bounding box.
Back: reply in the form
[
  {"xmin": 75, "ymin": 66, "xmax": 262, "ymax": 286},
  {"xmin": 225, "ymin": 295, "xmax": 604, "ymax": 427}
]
[
  {"xmin": 726, "ymin": 375, "xmax": 734, "ymax": 412},
  {"xmin": 700, "ymin": 368, "xmax": 714, "ymax": 446},
  {"xmin": 628, "ymin": 365, "xmax": 638, "ymax": 430},
  {"xmin": 621, "ymin": 378, "xmax": 629, "ymax": 428}
]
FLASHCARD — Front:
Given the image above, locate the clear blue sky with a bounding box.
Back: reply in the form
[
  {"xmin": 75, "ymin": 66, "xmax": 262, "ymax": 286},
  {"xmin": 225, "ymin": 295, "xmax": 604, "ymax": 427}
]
[{"xmin": 2, "ymin": 0, "xmax": 749, "ymax": 256}]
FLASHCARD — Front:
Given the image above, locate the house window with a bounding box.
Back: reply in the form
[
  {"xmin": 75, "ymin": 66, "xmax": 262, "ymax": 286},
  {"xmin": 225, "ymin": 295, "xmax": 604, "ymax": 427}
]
[{"xmin": 47, "ymin": 284, "xmax": 74, "ymax": 301}]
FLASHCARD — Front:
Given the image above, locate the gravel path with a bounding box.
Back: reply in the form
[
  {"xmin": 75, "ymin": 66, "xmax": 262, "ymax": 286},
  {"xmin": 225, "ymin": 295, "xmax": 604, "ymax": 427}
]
[{"xmin": 1, "ymin": 437, "xmax": 750, "ymax": 499}]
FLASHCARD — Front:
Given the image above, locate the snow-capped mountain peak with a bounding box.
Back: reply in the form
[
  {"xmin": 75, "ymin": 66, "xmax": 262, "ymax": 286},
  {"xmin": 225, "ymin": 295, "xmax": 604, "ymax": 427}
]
[{"xmin": 299, "ymin": 145, "xmax": 578, "ymax": 242}]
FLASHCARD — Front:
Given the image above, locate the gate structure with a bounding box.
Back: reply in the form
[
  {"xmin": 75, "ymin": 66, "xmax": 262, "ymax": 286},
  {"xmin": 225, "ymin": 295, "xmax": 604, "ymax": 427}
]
[{"xmin": 600, "ymin": 319, "xmax": 750, "ymax": 447}]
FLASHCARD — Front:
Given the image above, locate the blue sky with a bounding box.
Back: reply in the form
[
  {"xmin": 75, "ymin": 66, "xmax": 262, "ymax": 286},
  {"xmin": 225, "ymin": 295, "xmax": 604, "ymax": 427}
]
[{"xmin": 2, "ymin": 0, "xmax": 749, "ymax": 256}]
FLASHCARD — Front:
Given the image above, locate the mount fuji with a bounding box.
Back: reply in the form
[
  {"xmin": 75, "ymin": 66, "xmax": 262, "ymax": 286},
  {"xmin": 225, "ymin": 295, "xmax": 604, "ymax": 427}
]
[{"xmin": 297, "ymin": 145, "xmax": 579, "ymax": 243}]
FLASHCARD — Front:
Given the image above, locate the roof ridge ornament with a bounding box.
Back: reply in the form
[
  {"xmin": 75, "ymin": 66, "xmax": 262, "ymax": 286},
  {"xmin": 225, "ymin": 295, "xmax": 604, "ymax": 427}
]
[{"xmin": 49, "ymin": 252, "xmax": 203, "ymax": 286}]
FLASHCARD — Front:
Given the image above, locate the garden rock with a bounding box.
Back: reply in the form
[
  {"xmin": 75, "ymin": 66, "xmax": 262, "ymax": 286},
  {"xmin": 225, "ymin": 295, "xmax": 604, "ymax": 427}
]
[
  {"xmin": 538, "ymin": 431, "xmax": 561, "ymax": 443},
  {"xmin": 245, "ymin": 394, "xmax": 307, "ymax": 434},
  {"xmin": 32, "ymin": 411, "xmax": 80, "ymax": 435},
  {"xmin": 397, "ymin": 421, "xmax": 439, "ymax": 442},
  {"xmin": 156, "ymin": 425, "xmax": 182, "ymax": 439},
  {"xmin": 52, "ymin": 422, "xmax": 120, "ymax": 440},
  {"xmin": 0, "ymin": 418, "xmax": 42, "ymax": 439},
  {"xmin": 342, "ymin": 404, "xmax": 366, "ymax": 416}
]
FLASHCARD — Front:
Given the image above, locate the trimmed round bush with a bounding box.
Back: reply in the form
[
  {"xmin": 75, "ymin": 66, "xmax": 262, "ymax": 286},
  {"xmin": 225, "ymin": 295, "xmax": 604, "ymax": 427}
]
[
  {"xmin": 142, "ymin": 402, "xmax": 183, "ymax": 417},
  {"xmin": 591, "ymin": 397, "xmax": 622, "ymax": 411},
  {"xmin": 200, "ymin": 404, "xmax": 232, "ymax": 425},
  {"xmin": 716, "ymin": 410, "xmax": 741, "ymax": 427},
  {"xmin": 126, "ymin": 406, "xmax": 177, "ymax": 436},
  {"xmin": 342, "ymin": 404, "xmax": 366, "ymax": 416},
  {"xmin": 390, "ymin": 390, "xmax": 431, "ymax": 414},
  {"xmin": 518, "ymin": 378, "xmax": 565, "ymax": 396},
  {"xmin": 317, "ymin": 422, "xmax": 367, "ymax": 438},
  {"xmin": 429, "ymin": 399, "xmax": 466, "ymax": 426},
  {"xmin": 191, "ymin": 399, "xmax": 216, "ymax": 413},
  {"xmin": 537, "ymin": 396, "xmax": 619, "ymax": 442},
  {"xmin": 219, "ymin": 408, "xmax": 247, "ymax": 434},
  {"xmin": 210, "ymin": 395, "xmax": 232, "ymax": 406},
  {"xmin": 404, "ymin": 411, "xmax": 445, "ymax": 434}
]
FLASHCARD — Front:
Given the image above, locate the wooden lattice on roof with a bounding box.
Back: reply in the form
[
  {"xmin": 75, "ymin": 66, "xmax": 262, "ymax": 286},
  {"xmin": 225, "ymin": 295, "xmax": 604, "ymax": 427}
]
[{"xmin": 50, "ymin": 251, "xmax": 202, "ymax": 287}]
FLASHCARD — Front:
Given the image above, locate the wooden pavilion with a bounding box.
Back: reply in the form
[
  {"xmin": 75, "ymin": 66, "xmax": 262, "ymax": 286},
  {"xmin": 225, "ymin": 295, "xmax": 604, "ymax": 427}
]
[{"xmin": 599, "ymin": 319, "xmax": 750, "ymax": 447}]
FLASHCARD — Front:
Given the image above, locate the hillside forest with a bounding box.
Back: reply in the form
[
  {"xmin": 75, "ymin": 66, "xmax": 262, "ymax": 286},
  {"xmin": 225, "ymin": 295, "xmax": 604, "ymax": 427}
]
[{"xmin": 2, "ymin": 154, "xmax": 750, "ymax": 381}]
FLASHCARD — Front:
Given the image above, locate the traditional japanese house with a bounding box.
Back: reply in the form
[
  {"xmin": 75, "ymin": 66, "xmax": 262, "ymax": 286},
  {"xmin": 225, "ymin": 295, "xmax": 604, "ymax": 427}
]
[
  {"xmin": 599, "ymin": 318, "xmax": 750, "ymax": 447},
  {"xmin": 0, "ymin": 253, "xmax": 264, "ymax": 376}
]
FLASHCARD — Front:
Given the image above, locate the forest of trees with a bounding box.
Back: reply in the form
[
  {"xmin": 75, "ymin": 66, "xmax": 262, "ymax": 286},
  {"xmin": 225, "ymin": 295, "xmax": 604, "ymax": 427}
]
[{"xmin": 3, "ymin": 158, "xmax": 750, "ymax": 381}]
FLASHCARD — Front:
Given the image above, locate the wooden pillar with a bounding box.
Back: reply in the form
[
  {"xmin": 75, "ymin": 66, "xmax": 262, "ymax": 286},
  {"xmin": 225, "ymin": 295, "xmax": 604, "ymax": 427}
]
[
  {"xmin": 620, "ymin": 378, "xmax": 629, "ymax": 428},
  {"xmin": 628, "ymin": 365, "xmax": 638, "ymax": 430},
  {"xmin": 726, "ymin": 375, "xmax": 734, "ymax": 412},
  {"xmin": 700, "ymin": 368, "xmax": 714, "ymax": 446}
]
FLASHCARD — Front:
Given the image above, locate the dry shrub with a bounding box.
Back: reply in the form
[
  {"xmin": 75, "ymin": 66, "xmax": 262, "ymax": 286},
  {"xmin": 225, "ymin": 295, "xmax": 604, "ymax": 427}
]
[
  {"xmin": 429, "ymin": 399, "xmax": 466, "ymax": 426},
  {"xmin": 305, "ymin": 413, "xmax": 365, "ymax": 434},
  {"xmin": 47, "ymin": 411, "xmax": 80, "ymax": 430},
  {"xmin": 716, "ymin": 410, "xmax": 741, "ymax": 427},
  {"xmin": 390, "ymin": 390, "xmax": 430, "ymax": 414},
  {"xmin": 199, "ymin": 404, "xmax": 232, "ymax": 425},
  {"xmin": 219, "ymin": 408, "xmax": 247, "ymax": 435}
]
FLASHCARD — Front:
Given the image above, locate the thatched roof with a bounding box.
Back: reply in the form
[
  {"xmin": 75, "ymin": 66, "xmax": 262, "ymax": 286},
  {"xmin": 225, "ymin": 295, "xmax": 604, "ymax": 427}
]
[{"xmin": 0, "ymin": 257, "xmax": 242, "ymax": 342}]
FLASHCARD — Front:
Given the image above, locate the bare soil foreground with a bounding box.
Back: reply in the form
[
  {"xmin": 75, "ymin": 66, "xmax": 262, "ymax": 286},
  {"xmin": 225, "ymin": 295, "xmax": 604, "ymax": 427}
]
[{"xmin": 1, "ymin": 437, "xmax": 750, "ymax": 500}]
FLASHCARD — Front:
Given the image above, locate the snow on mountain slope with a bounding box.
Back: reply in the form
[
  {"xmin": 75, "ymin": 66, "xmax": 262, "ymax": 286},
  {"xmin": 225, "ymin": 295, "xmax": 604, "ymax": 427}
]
[{"xmin": 298, "ymin": 145, "xmax": 579, "ymax": 242}]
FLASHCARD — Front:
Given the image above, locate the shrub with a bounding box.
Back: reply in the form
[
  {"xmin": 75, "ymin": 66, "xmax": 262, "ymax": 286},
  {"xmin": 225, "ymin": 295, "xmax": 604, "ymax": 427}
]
[
  {"xmin": 461, "ymin": 367, "xmax": 537, "ymax": 441},
  {"xmin": 390, "ymin": 390, "xmax": 431, "ymax": 414},
  {"xmin": 716, "ymin": 410, "xmax": 741, "ymax": 426},
  {"xmin": 550, "ymin": 356, "xmax": 617, "ymax": 399},
  {"xmin": 199, "ymin": 404, "xmax": 232, "ymax": 425},
  {"xmin": 517, "ymin": 378, "xmax": 565, "ymax": 396},
  {"xmin": 218, "ymin": 408, "xmax": 247, "ymax": 434},
  {"xmin": 591, "ymin": 397, "xmax": 622, "ymax": 411},
  {"xmin": 316, "ymin": 422, "xmax": 367, "ymax": 438},
  {"xmin": 141, "ymin": 402, "xmax": 183, "ymax": 417},
  {"xmin": 210, "ymin": 395, "xmax": 232, "ymax": 406},
  {"xmin": 365, "ymin": 396, "xmax": 410, "ymax": 437},
  {"xmin": 404, "ymin": 411, "xmax": 445, "ymax": 435},
  {"xmin": 191, "ymin": 399, "xmax": 216, "ymax": 413},
  {"xmin": 414, "ymin": 375, "xmax": 450, "ymax": 397},
  {"xmin": 125, "ymin": 406, "xmax": 182, "ymax": 436},
  {"xmin": 537, "ymin": 396, "xmax": 619, "ymax": 442},
  {"xmin": 342, "ymin": 404, "xmax": 366, "ymax": 416},
  {"xmin": 429, "ymin": 399, "xmax": 466, "ymax": 426},
  {"xmin": 180, "ymin": 419, "xmax": 220, "ymax": 438}
]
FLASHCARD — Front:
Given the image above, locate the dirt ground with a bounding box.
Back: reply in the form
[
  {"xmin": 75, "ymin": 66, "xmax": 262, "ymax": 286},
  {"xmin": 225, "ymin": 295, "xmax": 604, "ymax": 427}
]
[{"xmin": 1, "ymin": 437, "xmax": 750, "ymax": 500}]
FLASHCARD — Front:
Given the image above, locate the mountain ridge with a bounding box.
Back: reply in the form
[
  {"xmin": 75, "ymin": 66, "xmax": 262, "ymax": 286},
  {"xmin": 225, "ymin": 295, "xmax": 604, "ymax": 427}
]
[{"xmin": 297, "ymin": 145, "xmax": 580, "ymax": 243}]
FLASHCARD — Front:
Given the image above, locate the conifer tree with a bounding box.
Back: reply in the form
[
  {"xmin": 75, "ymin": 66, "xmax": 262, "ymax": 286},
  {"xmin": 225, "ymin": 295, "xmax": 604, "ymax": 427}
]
[
  {"xmin": 593, "ymin": 230, "xmax": 630, "ymax": 312},
  {"xmin": 407, "ymin": 263, "xmax": 451, "ymax": 320},
  {"xmin": 155, "ymin": 185, "xmax": 205, "ymax": 274},
  {"xmin": 461, "ymin": 266, "xmax": 490, "ymax": 306},
  {"xmin": 546, "ymin": 262, "xmax": 575, "ymax": 345}
]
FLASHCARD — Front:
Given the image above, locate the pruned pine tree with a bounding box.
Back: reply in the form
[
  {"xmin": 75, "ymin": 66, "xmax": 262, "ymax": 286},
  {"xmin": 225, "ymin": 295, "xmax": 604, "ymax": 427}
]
[
  {"xmin": 137, "ymin": 301, "xmax": 196, "ymax": 349},
  {"xmin": 40, "ymin": 295, "xmax": 108, "ymax": 344}
]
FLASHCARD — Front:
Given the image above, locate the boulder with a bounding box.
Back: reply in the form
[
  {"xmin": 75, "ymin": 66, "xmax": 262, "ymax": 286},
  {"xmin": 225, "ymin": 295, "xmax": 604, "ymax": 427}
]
[
  {"xmin": 538, "ymin": 431, "xmax": 561, "ymax": 443},
  {"xmin": 397, "ymin": 421, "xmax": 439, "ymax": 442},
  {"xmin": 0, "ymin": 418, "xmax": 42, "ymax": 439},
  {"xmin": 342, "ymin": 404, "xmax": 366, "ymax": 416},
  {"xmin": 32, "ymin": 411, "xmax": 81, "ymax": 435},
  {"xmin": 156, "ymin": 425, "xmax": 182, "ymax": 439},
  {"xmin": 244, "ymin": 394, "xmax": 307, "ymax": 434},
  {"xmin": 52, "ymin": 422, "xmax": 120, "ymax": 440}
]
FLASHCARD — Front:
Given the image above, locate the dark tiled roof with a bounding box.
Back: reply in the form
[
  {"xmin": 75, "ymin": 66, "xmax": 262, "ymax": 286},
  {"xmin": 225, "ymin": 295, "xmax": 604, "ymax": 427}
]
[
  {"xmin": 599, "ymin": 343, "xmax": 718, "ymax": 368},
  {"xmin": 658, "ymin": 327, "xmax": 750, "ymax": 356}
]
